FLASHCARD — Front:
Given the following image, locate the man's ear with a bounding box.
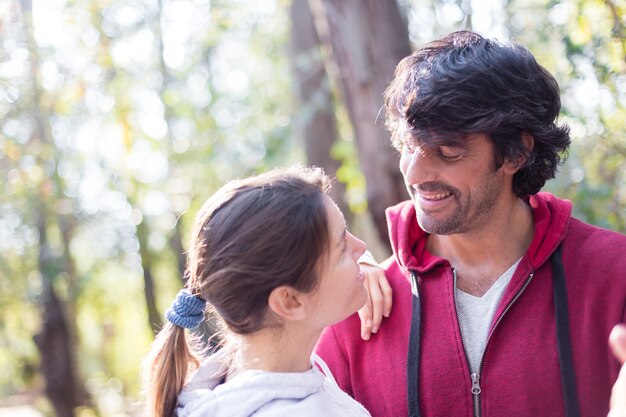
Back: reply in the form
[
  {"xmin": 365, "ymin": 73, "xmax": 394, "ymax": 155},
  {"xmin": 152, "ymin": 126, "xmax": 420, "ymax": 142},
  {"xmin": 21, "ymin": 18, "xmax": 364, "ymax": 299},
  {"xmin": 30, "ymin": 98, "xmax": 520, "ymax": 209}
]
[
  {"xmin": 505, "ymin": 132, "xmax": 535, "ymax": 173},
  {"xmin": 267, "ymin": 286, "xmax": 307, "ymax": 321}
]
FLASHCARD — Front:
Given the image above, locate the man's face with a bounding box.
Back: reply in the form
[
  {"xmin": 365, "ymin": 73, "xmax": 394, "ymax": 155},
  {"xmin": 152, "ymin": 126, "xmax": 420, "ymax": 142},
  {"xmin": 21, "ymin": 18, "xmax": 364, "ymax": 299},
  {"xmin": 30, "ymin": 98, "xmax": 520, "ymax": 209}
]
[{"xmin": 399, "ymin": 132, "xmax": 507, "ymax": 235}]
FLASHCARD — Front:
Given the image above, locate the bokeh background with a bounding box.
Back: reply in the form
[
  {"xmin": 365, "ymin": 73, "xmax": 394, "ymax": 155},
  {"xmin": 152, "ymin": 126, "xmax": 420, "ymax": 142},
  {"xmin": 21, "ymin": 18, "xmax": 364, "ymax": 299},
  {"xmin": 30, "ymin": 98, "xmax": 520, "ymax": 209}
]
[{"xmin": 0, "ymin": 0, "xmax": 624, "ymax": 416}]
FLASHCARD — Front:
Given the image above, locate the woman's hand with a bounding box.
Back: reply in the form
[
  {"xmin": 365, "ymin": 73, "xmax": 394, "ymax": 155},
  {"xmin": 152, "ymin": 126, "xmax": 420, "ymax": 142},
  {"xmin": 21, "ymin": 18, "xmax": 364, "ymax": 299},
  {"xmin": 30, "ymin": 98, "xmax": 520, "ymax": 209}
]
[
  {"xmin": 609, "ymin": 324, "xmax": 626, "ymax": 417},
  {"xmin": 357, "ymin": 263, "xmax": 392, "ymax": 340}
]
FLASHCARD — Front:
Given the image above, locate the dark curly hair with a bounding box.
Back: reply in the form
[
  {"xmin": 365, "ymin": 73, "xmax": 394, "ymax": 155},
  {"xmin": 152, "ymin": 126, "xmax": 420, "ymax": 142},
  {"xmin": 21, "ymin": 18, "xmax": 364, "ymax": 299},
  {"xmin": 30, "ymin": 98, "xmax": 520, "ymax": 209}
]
[{"xmin": 384, "ymin": 30, "xmax": 570, "ymax": 196}]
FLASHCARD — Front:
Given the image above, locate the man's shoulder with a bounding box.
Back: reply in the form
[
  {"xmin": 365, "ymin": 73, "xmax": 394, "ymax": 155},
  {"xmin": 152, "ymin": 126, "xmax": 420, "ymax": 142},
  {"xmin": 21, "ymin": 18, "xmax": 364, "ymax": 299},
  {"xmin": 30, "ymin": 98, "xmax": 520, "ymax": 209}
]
[
  {"xmin": 567, "ymin": 217, "xmax": 626, "ymax": 246},
  {"xmin": 564, "ymin": 217, "xmax": 626, "ymax": 264},
  {"xmin": 380, "ymin": 255, "xmax": 413, "ymax": 290}
]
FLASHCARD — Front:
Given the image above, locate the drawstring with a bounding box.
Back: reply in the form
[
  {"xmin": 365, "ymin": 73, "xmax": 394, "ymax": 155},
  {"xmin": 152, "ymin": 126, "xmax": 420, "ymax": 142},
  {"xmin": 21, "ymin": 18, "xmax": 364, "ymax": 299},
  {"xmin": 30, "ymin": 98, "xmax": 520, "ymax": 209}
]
[
  {"xmin": 552, "ymin": 244, "xmax": 580, "ymax": 417},
  {"xmin": 407, "ymin": 271, "xmax": 421, "ymax": 417}
]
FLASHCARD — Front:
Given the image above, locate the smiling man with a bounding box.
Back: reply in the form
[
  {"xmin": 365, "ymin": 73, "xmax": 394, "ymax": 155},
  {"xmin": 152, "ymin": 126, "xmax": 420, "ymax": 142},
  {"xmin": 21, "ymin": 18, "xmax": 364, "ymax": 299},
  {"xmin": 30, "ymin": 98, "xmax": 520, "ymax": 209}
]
[{"xmin": 315, "ymin": 31, "xmax": 626, "ymax": 417}]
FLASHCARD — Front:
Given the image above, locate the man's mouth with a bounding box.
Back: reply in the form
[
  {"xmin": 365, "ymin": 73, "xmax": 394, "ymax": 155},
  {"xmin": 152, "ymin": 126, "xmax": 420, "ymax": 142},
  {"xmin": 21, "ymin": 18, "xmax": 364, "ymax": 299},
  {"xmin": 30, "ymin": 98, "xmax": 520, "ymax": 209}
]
[{"xmin": 419, "ymin": 192, "xmax": 452, "ymax": 201}]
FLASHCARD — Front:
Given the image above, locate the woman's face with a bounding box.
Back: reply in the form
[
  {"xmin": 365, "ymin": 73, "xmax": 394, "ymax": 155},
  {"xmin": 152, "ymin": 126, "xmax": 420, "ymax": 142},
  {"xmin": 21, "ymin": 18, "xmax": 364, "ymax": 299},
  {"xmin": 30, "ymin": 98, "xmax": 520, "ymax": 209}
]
[{"xmin": 304, "ymin": 195, "xmax": 368, "ymax": 329}]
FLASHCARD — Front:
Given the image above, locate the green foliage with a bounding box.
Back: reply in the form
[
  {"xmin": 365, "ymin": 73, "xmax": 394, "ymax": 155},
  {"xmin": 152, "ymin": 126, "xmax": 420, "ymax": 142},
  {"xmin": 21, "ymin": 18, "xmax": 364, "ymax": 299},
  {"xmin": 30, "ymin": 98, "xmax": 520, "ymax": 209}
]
[
  {"xmin": 0, "ymin": 0, "xmax": 300, "ymax": 414},
  {"xmin": 506, "ymin": 0, "xmax": 626, "ymax": 232}
]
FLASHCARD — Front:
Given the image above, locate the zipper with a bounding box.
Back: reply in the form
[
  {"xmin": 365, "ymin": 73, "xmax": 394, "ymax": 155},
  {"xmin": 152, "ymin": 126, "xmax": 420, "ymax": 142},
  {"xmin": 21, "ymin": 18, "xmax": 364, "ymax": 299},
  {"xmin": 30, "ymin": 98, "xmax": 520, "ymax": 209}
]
[
  {"xmin": 471, "ymin": 371, "xmax": 481, "ymax": 417},
  {"xmin": 471, "ymin": 372, "xmax": 481, "ymax": 394},
  {"xmin": 454, "ymin": 270, "xmax": 535, "ymax": 417},
  {"xmin": 452, "ymin": 269, "xmax": 479, "ymax": 417}
]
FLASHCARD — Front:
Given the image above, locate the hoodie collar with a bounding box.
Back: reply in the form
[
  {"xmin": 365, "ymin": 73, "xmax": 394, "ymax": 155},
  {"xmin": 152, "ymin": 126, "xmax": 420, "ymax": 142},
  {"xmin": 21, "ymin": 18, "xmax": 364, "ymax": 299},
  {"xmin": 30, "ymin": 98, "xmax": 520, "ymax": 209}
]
[
  {"xmin": 176, "ymin": 350, "xmax": 325, "ymax": 417},
  {"xmin": 385, "ymin": 192, "xmax": 572, "ymax": 275}
]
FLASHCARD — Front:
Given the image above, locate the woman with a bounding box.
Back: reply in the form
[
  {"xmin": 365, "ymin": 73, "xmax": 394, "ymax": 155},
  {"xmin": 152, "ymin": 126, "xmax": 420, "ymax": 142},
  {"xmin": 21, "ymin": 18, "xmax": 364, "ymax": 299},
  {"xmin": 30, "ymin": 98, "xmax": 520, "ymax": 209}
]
[{"xmin": 143, "ymin": 166, "xmax": 372, "ymax": 417}]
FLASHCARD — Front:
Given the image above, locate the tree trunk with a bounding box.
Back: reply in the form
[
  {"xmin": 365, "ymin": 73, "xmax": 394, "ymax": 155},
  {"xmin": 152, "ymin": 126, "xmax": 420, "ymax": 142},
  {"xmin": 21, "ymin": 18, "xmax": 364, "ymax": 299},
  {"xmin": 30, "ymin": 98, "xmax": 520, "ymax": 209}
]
[
  {"xmin": 309, "ymin": 0, "xmax": 410, "ymax": 248},
  {"xmin": 136, "ymin": 220, "xmax": 163, "ymax": 335},
  {"xmin": 33, "ymin": 211, "xmax": 81, "ymax": 417},
  {"xmin": 289, "ymin": 0, "xmax": 351, "ymax": 220},
  {"xmin": 20, "ymin": 0, "xmax": 86, "ymax": 414},
  {"xmin": 170, "ymin": 220, "xmax": 187, "ymax": 280}
]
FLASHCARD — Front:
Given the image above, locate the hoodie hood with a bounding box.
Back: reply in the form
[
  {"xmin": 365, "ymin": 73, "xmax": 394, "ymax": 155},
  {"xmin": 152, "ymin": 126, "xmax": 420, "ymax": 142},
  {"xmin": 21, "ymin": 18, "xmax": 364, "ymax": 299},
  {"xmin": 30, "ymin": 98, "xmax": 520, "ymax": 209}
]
[
  {"xmin": 176, "ymin": 350, "xmax": 326, "ymax": 417},
  {"xmin": 385, "ymin": 192, "xmax": 572, "ymax": 274}
]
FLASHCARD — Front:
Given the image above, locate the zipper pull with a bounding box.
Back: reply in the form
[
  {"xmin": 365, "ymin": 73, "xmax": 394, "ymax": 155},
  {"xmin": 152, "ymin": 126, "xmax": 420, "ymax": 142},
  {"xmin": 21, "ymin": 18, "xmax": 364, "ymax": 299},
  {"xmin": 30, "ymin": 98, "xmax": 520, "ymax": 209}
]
[
  {"xmin": 471, "ymin": 372, "xmax": 481, "ymax": 394},
  {"xmin": 409, "ymin": 271, "xmax": 419, "ymax": 297}
]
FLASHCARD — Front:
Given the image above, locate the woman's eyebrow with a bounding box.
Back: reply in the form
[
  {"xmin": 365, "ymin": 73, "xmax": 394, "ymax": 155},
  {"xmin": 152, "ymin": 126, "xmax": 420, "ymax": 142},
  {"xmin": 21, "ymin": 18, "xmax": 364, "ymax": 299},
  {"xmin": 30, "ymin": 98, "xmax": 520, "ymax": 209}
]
[{"xmin": 336, "ymin": 227, "xmax": 347, "ymax": 249}]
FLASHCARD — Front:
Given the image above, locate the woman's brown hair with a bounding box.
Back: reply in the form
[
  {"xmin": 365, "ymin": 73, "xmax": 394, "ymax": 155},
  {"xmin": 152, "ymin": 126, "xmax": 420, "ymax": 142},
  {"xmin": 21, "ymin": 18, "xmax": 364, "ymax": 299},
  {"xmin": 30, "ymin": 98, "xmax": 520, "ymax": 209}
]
[{"xmin": 143, "ymin": 166, "xmax": 332, "ymax": 417}]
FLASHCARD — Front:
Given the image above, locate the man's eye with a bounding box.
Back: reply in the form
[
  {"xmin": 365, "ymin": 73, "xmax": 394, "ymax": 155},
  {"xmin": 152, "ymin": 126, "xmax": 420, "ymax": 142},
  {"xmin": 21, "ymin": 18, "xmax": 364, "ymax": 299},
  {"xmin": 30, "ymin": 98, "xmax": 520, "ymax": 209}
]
[{"xmin": 438, "ymin": 147, "xmax": 461, "ymax": 161}]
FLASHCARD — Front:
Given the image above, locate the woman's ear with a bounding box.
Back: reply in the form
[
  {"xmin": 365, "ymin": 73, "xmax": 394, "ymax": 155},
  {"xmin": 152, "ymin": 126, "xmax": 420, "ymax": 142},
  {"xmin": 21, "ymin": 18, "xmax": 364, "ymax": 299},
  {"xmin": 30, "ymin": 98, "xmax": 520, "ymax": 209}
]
[
  {"xmin": 505, "ymin": 132, "xmax": 535, "ymax": 173},
  {"xmin": 268, "ymin": 286, "xmax": 307, "ymax": 321}
]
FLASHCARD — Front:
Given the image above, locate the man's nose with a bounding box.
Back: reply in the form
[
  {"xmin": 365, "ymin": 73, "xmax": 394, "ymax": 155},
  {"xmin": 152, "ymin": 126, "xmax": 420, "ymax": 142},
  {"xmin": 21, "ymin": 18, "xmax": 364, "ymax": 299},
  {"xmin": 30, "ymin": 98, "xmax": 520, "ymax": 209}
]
[{"xmin": 403, "ymin": 149, "xmax": 437, "ymax": 185}]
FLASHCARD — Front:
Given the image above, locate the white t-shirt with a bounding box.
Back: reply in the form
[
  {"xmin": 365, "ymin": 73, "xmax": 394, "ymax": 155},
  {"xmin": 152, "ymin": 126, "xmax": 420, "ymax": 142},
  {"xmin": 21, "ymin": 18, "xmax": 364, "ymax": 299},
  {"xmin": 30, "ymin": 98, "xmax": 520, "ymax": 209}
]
[{"xmin": 454, "ymin": 259, "xmax": 522, "ymax": 373}]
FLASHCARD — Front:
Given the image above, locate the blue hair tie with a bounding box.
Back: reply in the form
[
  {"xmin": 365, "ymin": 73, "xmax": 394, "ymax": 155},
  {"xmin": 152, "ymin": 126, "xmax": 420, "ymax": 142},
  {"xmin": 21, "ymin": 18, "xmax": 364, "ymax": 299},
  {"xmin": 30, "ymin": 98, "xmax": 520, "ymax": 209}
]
[{"xmin": 165, "ymin": 289, "xmax": 206, "ymax": 329}]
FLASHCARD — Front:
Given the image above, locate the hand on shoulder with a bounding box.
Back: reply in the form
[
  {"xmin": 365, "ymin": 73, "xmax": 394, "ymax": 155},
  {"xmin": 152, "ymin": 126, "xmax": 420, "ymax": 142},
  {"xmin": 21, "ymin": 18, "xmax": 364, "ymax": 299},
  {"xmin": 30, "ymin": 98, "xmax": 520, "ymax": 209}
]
[
  {"xmin": 609, "ymin": 324, "xmax": 626, "ymax": 417},
  {"xmin": 357, "ymin": 255, "xmax": 392, "ymax": 341}
]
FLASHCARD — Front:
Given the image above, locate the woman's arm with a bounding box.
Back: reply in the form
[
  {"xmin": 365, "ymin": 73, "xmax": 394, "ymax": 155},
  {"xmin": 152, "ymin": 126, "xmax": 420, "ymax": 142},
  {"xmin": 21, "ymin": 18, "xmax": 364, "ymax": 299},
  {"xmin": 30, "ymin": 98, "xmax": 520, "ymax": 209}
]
[{"xmin": 357, "ymin": 252, "xmax": 392, "ymax": 341}]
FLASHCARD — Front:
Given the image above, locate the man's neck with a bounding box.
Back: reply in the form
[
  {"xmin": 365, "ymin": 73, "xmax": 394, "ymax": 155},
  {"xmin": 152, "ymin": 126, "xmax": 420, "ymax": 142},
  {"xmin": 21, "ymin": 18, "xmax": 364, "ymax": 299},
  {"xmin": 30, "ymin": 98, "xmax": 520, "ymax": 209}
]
[{"xmin": 427, "ymin": 197, "xmax": 534, "ymax": 297}]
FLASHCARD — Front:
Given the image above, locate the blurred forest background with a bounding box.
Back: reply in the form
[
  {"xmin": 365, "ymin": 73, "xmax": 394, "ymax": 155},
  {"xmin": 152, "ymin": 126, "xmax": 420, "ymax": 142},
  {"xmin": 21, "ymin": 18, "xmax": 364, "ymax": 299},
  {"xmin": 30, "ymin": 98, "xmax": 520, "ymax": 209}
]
[{"xmin": 0, "ymin": 0, "xmax": 624, "ymax": 416}]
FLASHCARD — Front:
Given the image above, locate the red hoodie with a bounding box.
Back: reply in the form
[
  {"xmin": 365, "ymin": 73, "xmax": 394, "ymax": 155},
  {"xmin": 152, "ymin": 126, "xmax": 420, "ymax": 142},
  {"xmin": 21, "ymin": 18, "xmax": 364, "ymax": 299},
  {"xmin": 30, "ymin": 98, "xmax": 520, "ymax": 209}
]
[{"xmin": 315, "ymin": 192, "xmax": 626, "ymax": 417}]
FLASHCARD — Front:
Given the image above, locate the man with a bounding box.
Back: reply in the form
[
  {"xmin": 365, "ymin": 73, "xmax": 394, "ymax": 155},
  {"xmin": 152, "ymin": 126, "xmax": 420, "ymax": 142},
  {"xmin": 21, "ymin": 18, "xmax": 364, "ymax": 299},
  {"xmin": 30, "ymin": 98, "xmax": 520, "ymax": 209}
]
[{"xmin": 315, "ymin": 30, "xmax": 626, "ymax": 417}]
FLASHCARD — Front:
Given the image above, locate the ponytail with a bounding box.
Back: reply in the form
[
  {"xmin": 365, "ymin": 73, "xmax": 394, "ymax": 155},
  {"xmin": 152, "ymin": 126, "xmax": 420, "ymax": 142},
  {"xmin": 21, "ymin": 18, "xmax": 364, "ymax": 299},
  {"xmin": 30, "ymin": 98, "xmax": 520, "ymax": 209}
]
[{"xmin": 143, "ymin": 323, "xmax": 200, "ymax": 417}]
